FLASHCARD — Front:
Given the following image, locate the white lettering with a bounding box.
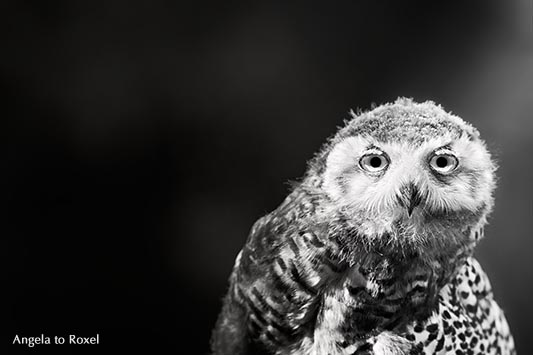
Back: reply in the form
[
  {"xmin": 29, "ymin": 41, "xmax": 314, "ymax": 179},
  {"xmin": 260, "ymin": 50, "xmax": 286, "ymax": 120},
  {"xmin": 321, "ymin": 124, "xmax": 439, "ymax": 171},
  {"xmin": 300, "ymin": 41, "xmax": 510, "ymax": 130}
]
[
  {"xmin": 12, "ymin": 334, "xmax": 50, "ymax": 347},
  {"xmin": 68, "ymin": 334, "xmax": 99, "ymax": 344}
]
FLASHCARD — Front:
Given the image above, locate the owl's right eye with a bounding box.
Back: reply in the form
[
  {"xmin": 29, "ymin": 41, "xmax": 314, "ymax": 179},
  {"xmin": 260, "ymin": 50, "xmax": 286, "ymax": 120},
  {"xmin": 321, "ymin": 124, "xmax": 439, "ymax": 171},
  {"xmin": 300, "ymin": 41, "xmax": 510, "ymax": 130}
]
[{"xmin": 359, "ymin": 153, "xmax": 389, "ymax": 172}]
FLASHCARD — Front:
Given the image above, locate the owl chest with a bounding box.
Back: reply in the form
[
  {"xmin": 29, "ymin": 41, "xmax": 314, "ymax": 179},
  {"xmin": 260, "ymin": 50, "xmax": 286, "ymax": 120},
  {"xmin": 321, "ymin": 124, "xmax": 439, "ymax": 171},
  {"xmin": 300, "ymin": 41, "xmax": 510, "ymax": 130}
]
[
  {"xmin": 284, "ymin": 271, "xmax": 433, "ymax": 355},
  {"xmin": 257, "ymin": 255, "xmax": 433, "ymax": 350},
  {"xmin": 321, "ymin": 267, "xmax": 433, "ymax": 329},
  {"xmin": 265, "ymin": 265, "xmax": 433, "ymax": 355},
  {"xmin": 243, "ymin": 240, "xmax": 436, "ymax": 352}
]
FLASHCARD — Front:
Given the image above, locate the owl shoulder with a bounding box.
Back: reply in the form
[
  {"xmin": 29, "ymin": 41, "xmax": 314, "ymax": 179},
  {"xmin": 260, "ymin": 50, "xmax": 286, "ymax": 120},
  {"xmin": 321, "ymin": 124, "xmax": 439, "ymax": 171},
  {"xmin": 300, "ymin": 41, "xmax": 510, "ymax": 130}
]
[{"xmin": 235, "ymin": 187, "xmax": 318, "ymax": 280}]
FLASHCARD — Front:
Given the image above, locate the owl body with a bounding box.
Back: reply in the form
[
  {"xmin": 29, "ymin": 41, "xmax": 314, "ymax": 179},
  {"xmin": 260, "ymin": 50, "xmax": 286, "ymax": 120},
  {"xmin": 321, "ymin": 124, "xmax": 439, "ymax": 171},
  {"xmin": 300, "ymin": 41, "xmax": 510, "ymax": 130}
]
[{"xmin": 211, "ymin": 99, "xmax": 515, "ymax": 355}]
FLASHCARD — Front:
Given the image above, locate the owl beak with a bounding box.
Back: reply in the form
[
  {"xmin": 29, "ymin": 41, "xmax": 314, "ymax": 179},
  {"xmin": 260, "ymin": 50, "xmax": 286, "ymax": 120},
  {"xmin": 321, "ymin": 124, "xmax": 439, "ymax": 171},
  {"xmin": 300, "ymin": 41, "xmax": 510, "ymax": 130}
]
[{"xmin": 406, "ymin": 185, "xmax": 422, "ymax": 217}]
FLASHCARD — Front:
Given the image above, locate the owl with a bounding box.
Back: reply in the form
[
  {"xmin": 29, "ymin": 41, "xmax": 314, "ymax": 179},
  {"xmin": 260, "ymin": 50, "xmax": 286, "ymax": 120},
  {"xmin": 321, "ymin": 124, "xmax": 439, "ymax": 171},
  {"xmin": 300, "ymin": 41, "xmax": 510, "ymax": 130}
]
[{"xmin": 211, "ymin": 98, "xmax": 516, "ymax": 355}]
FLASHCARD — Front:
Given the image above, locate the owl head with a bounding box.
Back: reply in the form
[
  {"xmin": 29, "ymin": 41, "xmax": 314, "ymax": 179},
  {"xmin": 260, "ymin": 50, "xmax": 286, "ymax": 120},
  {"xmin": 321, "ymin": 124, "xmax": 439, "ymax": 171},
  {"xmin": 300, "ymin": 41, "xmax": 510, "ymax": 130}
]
[{"xmin": 309, "ymin": 98, "xmax": 496, "ymax": 259}]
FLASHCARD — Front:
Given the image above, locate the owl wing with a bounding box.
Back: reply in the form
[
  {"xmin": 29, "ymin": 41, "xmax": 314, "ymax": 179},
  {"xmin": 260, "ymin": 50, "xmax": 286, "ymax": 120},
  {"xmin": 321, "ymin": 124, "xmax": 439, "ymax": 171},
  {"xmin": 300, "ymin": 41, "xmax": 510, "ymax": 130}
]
[
  {"xmin": 405, "ymin": 257, "xmax": 516, "ymax": 355},
  {"xmin": 211, "ymin": 187, "xmax": 343, "ymax": 355}
]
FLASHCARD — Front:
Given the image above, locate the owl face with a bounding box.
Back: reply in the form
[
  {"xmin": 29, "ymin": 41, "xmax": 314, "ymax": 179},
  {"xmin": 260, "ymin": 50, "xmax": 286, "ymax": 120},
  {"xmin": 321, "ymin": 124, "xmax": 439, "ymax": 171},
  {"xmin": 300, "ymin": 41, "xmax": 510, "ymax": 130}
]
[{"xmin": 320, "ymin": 99, "xmax": 496, "ymax": 243}]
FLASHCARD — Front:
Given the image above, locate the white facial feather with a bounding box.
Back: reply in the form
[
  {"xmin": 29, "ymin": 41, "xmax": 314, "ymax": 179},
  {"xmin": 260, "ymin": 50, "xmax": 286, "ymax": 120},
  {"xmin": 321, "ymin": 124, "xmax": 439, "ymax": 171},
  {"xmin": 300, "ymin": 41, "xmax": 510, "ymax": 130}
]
[{"xmin": 322, "ymin": 133, "xmax": 495, "ymax": 237}]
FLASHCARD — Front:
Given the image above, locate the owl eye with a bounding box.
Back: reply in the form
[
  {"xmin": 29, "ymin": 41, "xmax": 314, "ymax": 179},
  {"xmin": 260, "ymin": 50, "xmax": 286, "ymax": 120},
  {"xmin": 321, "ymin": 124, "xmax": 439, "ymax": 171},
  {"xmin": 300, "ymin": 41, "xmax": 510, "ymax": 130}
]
[
  {"xmin": 359, "ymin": 153, "xmax": 389, "ymax": 172},
  {"xmin": 429, "ymin": 154, "xmax": 458, "ymax": 174}
]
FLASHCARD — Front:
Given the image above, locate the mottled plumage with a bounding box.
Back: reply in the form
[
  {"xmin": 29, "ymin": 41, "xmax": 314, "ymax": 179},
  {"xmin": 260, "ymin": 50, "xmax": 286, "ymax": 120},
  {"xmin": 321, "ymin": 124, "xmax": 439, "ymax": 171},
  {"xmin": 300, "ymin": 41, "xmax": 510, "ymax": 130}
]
[{"xmin": 211, "ymin": 98, "xmax": 515, "ymax": 355}]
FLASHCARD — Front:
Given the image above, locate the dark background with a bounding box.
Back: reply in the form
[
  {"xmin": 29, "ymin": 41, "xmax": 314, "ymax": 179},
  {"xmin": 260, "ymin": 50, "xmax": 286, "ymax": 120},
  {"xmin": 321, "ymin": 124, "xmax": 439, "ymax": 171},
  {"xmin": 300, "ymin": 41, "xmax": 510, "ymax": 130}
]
[{"xmin": 4, "ymin": 1, "xmax": 532, "ymax": 354}]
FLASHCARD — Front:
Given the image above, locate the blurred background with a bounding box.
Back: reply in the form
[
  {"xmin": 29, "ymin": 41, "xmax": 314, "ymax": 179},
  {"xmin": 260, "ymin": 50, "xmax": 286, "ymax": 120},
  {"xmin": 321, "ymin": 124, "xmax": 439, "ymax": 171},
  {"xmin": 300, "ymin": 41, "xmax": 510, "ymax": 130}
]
[{"xmin": 3, "ymin": 0, "xmax": 532, "ymax": 354}]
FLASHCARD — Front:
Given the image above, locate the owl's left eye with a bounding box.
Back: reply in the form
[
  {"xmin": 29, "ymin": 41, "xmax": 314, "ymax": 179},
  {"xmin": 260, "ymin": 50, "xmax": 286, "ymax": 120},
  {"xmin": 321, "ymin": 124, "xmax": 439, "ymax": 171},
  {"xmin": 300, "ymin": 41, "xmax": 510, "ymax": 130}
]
[
  {"xmin": 429, "ymin": 154, "xmax": 458, "ymax": 174},
  {"xmin": 359, "ymin": 153, "xmax": 389, "ymax": 172}
]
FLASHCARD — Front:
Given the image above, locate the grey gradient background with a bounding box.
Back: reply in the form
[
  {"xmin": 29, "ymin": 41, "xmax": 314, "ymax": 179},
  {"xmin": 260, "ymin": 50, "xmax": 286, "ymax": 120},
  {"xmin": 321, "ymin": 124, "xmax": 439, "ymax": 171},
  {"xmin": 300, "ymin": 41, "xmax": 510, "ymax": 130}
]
[{"xmin": 4, "ymin": 1, "xmax": 532, "ymax": 354}]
